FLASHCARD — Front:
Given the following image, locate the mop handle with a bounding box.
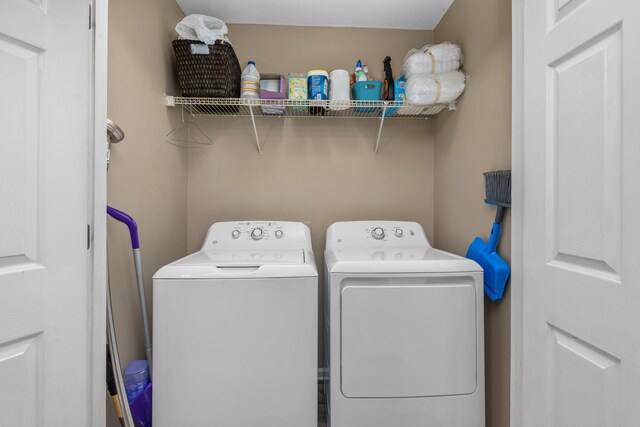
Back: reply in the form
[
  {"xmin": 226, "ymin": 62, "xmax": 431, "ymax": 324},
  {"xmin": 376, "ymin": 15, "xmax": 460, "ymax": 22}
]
[
  {"xmin": 107, "ymin": 206, "xmax": 153, "ymax": 379},
  {"xmin": 107, "ymin": 206, "xmax": 140, "ymax": 249}
]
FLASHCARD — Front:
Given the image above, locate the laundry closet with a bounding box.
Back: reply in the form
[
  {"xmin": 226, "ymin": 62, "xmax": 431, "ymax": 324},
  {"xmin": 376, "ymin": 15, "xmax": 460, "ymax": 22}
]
[{"xmin": 106, "ymin": 0, "xmax": 512, "ymax": 426}]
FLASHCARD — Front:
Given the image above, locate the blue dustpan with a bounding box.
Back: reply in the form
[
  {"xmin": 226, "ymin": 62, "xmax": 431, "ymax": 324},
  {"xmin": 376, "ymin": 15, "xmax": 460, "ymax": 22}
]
[{"xmin": 466, "ymin": 221, "xmax": 510, "ymax": 301}]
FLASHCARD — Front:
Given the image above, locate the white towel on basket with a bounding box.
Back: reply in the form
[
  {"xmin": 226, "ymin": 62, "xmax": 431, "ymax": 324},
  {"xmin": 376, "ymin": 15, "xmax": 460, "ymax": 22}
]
[
  {"xmin": 405, "ymin": 71, "xmax": 466, "ymax": 106},
  {"xmin": 402, "ymin": 42, "xmax": 463, "ymax": 77}
]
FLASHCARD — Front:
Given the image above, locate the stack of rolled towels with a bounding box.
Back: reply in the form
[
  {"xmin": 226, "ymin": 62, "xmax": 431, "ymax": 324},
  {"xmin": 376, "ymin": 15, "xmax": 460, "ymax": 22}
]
[{"xmin": 402, "ymin": 42, "xmax": 466, "ymax": 106}]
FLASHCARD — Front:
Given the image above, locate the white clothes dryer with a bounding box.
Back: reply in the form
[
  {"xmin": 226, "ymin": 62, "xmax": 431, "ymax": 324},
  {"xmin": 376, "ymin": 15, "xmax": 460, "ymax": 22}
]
[
  {"xmin": 153, "ymin": 221, "xmax": 317, "ymax": 427},
  {"xmin": 324, "ymin": 221, "xmax": 484, "ymax": 427}
]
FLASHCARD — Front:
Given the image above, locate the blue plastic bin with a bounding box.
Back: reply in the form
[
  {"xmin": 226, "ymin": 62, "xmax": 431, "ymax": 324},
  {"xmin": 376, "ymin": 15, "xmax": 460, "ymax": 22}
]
[{"xmin": 353, "ymin": 81, "xmax": 382, "ymax": 113}]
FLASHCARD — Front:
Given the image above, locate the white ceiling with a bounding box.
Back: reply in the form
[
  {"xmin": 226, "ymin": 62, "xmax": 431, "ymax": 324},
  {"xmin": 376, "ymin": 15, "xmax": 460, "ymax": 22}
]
[{"xmin": 176, "ymin": 0, "xmax": 455, "ymax": 30}]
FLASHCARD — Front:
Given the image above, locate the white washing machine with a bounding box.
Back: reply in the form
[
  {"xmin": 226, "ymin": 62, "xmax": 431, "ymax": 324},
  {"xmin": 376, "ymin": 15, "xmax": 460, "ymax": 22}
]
[
  {"xmin": 153, "ymin": 221, "xmax": 317, "ymax": 427},
  {"xmin": 324, "ymin": 221, "xmax": 485, "ymax": 427}
]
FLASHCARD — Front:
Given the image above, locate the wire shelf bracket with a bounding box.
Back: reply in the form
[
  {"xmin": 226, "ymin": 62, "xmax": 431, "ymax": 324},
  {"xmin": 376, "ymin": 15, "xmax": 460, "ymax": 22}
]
[{"xmin": 248, "ymin": 104, "xmax": 262, "ymax": 154}]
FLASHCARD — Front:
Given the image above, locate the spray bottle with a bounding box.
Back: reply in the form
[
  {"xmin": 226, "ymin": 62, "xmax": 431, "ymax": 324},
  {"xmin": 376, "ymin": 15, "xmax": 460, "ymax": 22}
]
[
  {"xmin": 355, "ymin": 59, "xmax": 367, "ymax": 82},
  {"xmin": 383, "ymin": 56, "xmax": 394, "ymax": 101}
]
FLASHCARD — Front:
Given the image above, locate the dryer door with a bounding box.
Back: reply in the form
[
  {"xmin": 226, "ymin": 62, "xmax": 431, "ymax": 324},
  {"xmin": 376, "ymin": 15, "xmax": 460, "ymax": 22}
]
[{"xmin": 340, "ymin": 276, "xmax": 477, "ymax": 398}]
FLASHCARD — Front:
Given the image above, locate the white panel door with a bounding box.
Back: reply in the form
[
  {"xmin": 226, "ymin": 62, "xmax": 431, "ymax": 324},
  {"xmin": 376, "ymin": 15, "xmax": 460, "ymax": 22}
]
[
  {"xmin": 0, "ymin": 0, "xmax": 93, "ymax": 426},
  {"xmin": 522, "ymin": 0, "xmax": 640, "ymax": 425}
]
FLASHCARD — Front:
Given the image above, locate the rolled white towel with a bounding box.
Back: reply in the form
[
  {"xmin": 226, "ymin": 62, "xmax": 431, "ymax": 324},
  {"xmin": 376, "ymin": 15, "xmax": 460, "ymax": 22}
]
[
  {"xmin": 402, "ymin": 42, "xmax": 463, "ymax": 77},
  {"xmin": 405, "ymin": 71, "xmax": 466, "ymax": 105},
  {"xmin": 402, "ymin": 48, "xmax": 430, "ymax": 78},
  {"xmin": 425, "ymin": 42, "xmax": 463, "ymax": 72}
]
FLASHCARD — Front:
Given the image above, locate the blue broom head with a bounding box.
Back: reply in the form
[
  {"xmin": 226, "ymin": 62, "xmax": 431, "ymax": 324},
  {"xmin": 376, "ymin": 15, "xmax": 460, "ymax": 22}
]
[{"xmin": 484, "ymin": 170, "xmax": 511, "ymax": 207}]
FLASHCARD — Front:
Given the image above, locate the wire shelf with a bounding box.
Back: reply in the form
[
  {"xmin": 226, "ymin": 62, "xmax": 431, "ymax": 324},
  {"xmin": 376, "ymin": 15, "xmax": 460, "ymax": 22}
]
[
  {"xmin": 164, "ymin": 96, "xmax": 454, "ymax": 153},
  {"xmin": 165, "ymin": 96, "xmax": 451, "ymax": 119}
]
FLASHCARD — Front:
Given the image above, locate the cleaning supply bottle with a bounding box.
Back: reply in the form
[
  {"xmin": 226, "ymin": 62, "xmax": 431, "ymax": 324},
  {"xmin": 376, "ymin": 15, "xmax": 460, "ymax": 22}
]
[
  {"xmin": 355, "ymin": 59, "xmax": 367, "ymax": 82},
  {"xmin": 383, "ymin": 56, "xmax": 394, "ymax": 101},
  {"xmin": 124, "ymin": 360, "xmax": 150, "ymax": 404},
  {"xmin": 241, "ymin": 61, "xmax": 260, "ymax": 99},
  {"xmin": 363, "ymin": 64, "xmax": 370, "ymax": 81}
]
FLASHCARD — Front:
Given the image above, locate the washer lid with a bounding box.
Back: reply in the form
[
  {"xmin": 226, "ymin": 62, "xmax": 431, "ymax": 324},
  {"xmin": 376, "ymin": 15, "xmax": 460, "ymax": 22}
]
[
  {"xmin": 154, "ymin": 249, "xmax": 318, "ymax": 279},
  {"xmin": 325, "ymin": 247, "xmax": 482, "ymax": 273},
  {"xmin": 180, "ymin": 249, "xmax": 305, "ymax": 266}
]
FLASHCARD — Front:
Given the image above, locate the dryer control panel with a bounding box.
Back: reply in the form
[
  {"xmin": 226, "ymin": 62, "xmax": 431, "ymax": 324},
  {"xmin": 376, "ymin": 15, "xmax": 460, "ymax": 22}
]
[
  {"xmin": 325, "ymin": 221, "xmax": 431, "ymax": 250},
  {"xmin": 201, "ymin": 221, "xmax": 313, "ymax": 250}
]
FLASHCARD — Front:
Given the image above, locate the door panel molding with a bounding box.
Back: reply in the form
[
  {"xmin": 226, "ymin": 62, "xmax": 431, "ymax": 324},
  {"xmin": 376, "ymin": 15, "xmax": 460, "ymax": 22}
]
[{"xmin": 0, "ymin": 333, "xmax": 43, "ymax": 427}]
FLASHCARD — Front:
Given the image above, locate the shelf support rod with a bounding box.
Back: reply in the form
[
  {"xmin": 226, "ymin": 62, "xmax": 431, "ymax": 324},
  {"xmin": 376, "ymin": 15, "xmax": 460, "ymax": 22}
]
[
  {"xmin": 248, "ymin": 104, "xmax": 262, "ymax": 154},
  {"xmin": 375, "ymin": 104, "xmax": 388, "ymax": 154}
]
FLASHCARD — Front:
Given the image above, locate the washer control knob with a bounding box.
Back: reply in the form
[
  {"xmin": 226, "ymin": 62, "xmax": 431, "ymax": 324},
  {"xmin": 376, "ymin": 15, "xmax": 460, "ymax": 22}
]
[
  {"xmin": 231, "ymin": 230, "xmax": 241, "ymax": 239},
  {"xmin": 251, "ymin": 228, "xmax": 264, "ymax": 240},
  {"xmin": 395, "ymin": 228, "xmax": 403, "ymax": 238},
  {"xmin": 275, "ymin": 229, "xmax": 284, "ymax": 239},
  {"xmin": 371, "ymin": 227, "xmax": 385, "ymax": 240}
]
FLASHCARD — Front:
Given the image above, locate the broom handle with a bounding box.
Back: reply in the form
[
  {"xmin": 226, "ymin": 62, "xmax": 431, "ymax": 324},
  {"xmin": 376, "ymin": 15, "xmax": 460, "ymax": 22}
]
[
  {"xmin": 487, "ymin": 221, "xmax": 502, "ymax": 254},
  {"xmin": 488, "ymin": 204, "xmax": 508, "ymax": 253},
  {"xmin": 494, "ymin": 205, "xmax": 506, "ymax": 225}
]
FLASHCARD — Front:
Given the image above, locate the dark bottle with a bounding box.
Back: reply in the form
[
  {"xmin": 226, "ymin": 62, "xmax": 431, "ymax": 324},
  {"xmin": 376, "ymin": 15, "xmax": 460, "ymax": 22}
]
[{"xmin": 383, "ymin": 56, "xmax": 395, "ymax": 101}]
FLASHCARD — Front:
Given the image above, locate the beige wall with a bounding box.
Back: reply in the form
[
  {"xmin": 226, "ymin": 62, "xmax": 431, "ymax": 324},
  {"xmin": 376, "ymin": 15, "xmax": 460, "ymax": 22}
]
[
  {"xmin": 434, "ymin": 1, "xmax": 512, "ymax": 427},
  {"xmin": 187, "ymin": 24, "xmax": 436, "ymax": 364},
  {"xmin": 106, "ymin": 0, "xmax": 186, "ymax": 425},
  {"xmin": 107, "ymin": 6, "xmax": 512, "ymax": 425}
]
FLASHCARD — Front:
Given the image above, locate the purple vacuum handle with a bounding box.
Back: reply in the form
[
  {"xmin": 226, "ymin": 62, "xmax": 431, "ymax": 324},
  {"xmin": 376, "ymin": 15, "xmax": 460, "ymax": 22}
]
[{"xmin": 107, "ymin": 206, "xmax": 140, "ymax": 249}]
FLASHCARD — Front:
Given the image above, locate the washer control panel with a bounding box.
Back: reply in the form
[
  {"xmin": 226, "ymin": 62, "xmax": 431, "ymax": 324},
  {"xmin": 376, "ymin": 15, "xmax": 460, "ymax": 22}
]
[
  {"xmin": 364, "ymin": 224, "xmax": 415, "ymax": 242},
  {"xmin": 202, "ymin": 221, "xmax": 312, "ymax": 250},
  {"xmin": 227, "ymin": 222, "xmax": 285, "ymax": 242},
  {"xmin": 326, "ymin": 221, "xmax": 430, "ymax": 250}
]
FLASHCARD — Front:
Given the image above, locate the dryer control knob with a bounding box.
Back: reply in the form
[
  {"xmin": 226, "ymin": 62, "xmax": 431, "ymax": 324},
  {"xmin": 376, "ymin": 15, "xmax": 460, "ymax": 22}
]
[
  {"xmin": 395, "ymin": 228, "xmax": 403, "ymax": 238},
  {"xmin": 371, "ymin": 227, "xmax": 385, "ymax": 240},
  {"xmin": 231, "ymin": 230, "xmax": 241, "ymax": 239},
  {"xmin": 275, "ymin": 229, "xmax": 284, "ymax": 239},
  {"xmin": 251, "ymin": 228, "xmax": 264, "ymax": 240}
]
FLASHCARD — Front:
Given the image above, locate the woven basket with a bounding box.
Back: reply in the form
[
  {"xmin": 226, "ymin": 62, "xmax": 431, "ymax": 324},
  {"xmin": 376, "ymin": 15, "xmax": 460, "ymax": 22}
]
[{"xmin": 172, "ymin": 39, "xmax": 241, "ymax": 98}]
